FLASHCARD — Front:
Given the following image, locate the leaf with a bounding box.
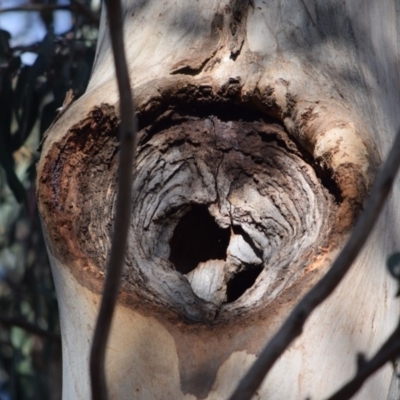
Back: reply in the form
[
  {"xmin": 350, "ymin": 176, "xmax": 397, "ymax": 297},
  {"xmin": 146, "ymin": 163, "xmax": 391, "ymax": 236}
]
[
  {"xmin": 387, "ymin": 253, "xmax": 400, "ymax": 279},
  {"xmin": 11, "ymin": 32, "xmax": 55, "ymax": 150},
  {"xmin": 0, "ymin": 139, "xmax": 26, "ymax": 204},
  {"xmin": 0, "ymin": 32, "xmax": 18, "ymax": 149},
  {"xmin": 0, "ymin": 29, "xmax": 11, "ymax": 67},
  {"xmin": 387, "ymin": 253, "xmax": 400, "ymax": 296},
  {"xmin": 72, "ymin": 60, "xmax": 90, "ymax": 97},
  {"xmin": 14, "ymin": 66, "xmax": 31, "ymax": 124},
  {"xmin": 10, "ymin": 91, "xmax": 40, "ymax": 152},
  {"xmin": 39, "ymin": 101, "xmax": 58, "ymax": 136},
  {"xmin": 31, "ymin": 30, "xmax": 55, "ymax": 76},
  {"xmin": 0, "ymin": 64, "xmax": 14, "ymax": 141},
  {"xmin": 11, "ymin": 327, "xmax": 25, "ymax": 348}
]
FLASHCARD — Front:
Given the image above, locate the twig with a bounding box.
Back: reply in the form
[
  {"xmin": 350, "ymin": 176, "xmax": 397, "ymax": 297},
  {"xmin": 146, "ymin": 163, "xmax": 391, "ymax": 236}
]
[
  {"xmin": 89, "ymin": 1, "xmax": 136, "ymax": 400},
  {"xmin": 11, "ymin": 35, "xmax": 97, "ymax": 54},
  {"xmin": 229, "ymin": 130, "xmax": 400, "ymax": 400},
  {"xmin": 0, "ymin": 3, "xmax": 99, "ymax": 25},
  {"xmin": 327, "ymin": 321, "xmax": 400, "ymax": 400},
  {"xmin": 0, "ymin": 314, "xmax": 61, "ymax": 344},
  {"xmin": 0, "ymin": 4, "xmax": 70, "ymax": 13}
]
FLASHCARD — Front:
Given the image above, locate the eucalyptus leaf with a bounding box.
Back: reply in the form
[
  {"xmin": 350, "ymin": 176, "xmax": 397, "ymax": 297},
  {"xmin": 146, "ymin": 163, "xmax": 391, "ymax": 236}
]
[
  {"xmin": 0, "ymin": 141, "xmax": 26, "ymax": 204},
  {"xmin": 12, "ymin": 32, "xmax": 55, "ymax": 149},
  {"xmin": 72, "ymin": 60, "xmax": 90, "ymax": 96},
  {"xmin": 40, "ymin": 101, "xmax": 58, "ymax": 137},
  {"xmin": 14, "ymin": 66, "xmax": 31, "ymax": 124},
  {"xmin": 0, "ymin": 29, "xmax": 11, "ymax": 67},
  {"xmin": 0, "ymin": 65, "xmax": 14, "ymax": 141},
  {"xmin": 387, "ymin": 253, "xmax": 400, "ymax": 279}
]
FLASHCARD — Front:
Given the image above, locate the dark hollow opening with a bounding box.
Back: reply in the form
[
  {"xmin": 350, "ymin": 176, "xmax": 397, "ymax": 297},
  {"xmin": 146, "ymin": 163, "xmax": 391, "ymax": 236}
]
[
  {"xmin": 226, "ymin": 265, "xmax": 263, "ymax": 303},
  {"xmin": 169, "ymin": 204, "xmax": 230, "ymax": 275}
]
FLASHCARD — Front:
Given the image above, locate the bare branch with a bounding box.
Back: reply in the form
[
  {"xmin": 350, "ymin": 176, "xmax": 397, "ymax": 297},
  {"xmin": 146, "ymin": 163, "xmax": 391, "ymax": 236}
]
[
  {"xmin": 0, "ymin": 4, "xmax": 70, "ymax": 13},
  {"xmin": 0, "ymin": 2, "xmax": 100, "ymax": 25},
  {"xmin": 327, "ymin": 321, "xmax": 400, "ymax": 400},
  {"xmin": 89, "ymin": 1, "xmax": 136, "ymax": 400},
  {"xmin": 229, "ymin": 129, "xmax": 400, "ymax": 400},
  {"xmin": 0, "ymin": 314, "xmax": 61, "ymax": 344},
  {"xmin": 11, "ymin": 35, "xmax": 97, "ymax": 54}
]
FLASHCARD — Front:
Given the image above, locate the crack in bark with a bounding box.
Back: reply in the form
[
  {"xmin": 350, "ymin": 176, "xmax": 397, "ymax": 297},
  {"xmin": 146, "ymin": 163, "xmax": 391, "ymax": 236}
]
[{"xmin": 170, "ymin": 47, "xmax": 219, "ymax": 76}]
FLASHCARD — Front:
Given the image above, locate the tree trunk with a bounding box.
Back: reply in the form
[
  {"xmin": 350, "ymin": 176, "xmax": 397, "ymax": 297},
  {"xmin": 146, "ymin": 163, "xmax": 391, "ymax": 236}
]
[{"xmin": 36, "ymin": 0, "xmax": 400, "ymax": 399}]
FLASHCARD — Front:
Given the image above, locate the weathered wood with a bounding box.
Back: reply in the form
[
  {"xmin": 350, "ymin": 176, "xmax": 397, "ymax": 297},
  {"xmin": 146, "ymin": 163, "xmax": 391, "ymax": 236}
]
[{"xmin": 37, "ymin": 0, "xmax": 400, "ymax": 399}]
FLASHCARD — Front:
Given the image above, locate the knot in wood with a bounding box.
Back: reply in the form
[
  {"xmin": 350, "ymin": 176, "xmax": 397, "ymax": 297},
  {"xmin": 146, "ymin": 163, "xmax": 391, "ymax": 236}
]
[{"xmin": 38, "ymin": 106, "xmax": 338, "ymax": 323}]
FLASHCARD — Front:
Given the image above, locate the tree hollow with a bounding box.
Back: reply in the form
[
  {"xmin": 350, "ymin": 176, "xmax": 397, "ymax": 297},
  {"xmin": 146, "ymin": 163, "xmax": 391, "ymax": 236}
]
[{"xmin": 38, "ymin": 103, "xmax": 344, "ymax": 323}]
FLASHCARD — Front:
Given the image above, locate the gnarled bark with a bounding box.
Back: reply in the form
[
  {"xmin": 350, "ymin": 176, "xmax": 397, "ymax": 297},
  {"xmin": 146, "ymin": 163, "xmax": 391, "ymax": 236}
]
[{"xmin": 37, "ymin": 0, "xmax": 400, "ymax": 399}]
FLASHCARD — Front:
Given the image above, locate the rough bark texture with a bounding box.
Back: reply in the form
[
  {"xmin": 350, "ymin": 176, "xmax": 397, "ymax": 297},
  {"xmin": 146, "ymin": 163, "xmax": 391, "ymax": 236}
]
[{"xmin": 37, "ymin": 0, "xmax": 400, "ymax": 399}]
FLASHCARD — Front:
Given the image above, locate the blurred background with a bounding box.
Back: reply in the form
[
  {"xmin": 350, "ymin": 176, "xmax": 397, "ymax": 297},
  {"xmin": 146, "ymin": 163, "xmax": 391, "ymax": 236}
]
[{"xmin": 0, "ymin": 1, "xmax": 100, "ymax": 398}]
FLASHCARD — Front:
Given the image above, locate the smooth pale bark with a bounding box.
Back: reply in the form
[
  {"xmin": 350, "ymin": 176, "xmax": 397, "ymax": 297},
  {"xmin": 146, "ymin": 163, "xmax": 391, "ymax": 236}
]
[{"xmin": 37, "ymin": 0, "xmax": 400, "ymax": 399}]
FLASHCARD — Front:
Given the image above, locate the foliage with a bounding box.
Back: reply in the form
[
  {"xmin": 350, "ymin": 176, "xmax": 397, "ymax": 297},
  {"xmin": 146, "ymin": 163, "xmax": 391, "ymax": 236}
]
[
  {"xmin": 0, "ymin": 2, "xmax": 99, "ymax": 399},
  {"xmin": 387, "ymin": 252, "xmax": 400, "ymax": 296}
]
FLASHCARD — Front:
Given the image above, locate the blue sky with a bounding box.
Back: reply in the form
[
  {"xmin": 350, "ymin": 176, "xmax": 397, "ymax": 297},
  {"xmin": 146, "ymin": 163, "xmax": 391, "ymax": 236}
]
[{"xmin": 0, "ymin": 0, "xmax": 72, "ymax": 64}]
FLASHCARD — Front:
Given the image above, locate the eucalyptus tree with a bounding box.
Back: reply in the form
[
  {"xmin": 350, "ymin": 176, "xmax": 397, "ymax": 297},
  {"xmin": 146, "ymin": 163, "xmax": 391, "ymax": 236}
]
[{"xmin": 37, "ymin": 1, "xmax": 400, "ymax": 399}]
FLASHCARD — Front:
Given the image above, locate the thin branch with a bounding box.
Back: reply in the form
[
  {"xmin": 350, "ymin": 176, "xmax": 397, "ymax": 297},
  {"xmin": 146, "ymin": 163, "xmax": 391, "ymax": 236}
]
[
  {"xmin": 0, "ymin": 4, "xmax": 70, "ymax": 13},
  {"xmin": 0, "ymin": 3, "xmax": 100, "ymax": 25},
  {"xmin": 11, "ymin": 35, "xmax": 97, "ymax": 54},
  {"xmin": 0, "ymin": 314, "xmax": 61, "ymax": 344},
  {"xmin": 327, "ymin": 321, "xmax": 400, "ymax": 400},
  {"xmin": 229, "ymin": 129, "xmax": 400, "ymax": 400},
  {"xmin": 89, "ymin": 0, "xmax": 136, "ymax": 400}
]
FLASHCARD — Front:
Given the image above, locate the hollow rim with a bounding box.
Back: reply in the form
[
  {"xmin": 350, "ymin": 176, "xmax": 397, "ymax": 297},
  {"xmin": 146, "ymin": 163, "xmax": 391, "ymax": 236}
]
[{"xmin": 37, "ymin": 76, "xmax": 378, "ymax": 324}]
